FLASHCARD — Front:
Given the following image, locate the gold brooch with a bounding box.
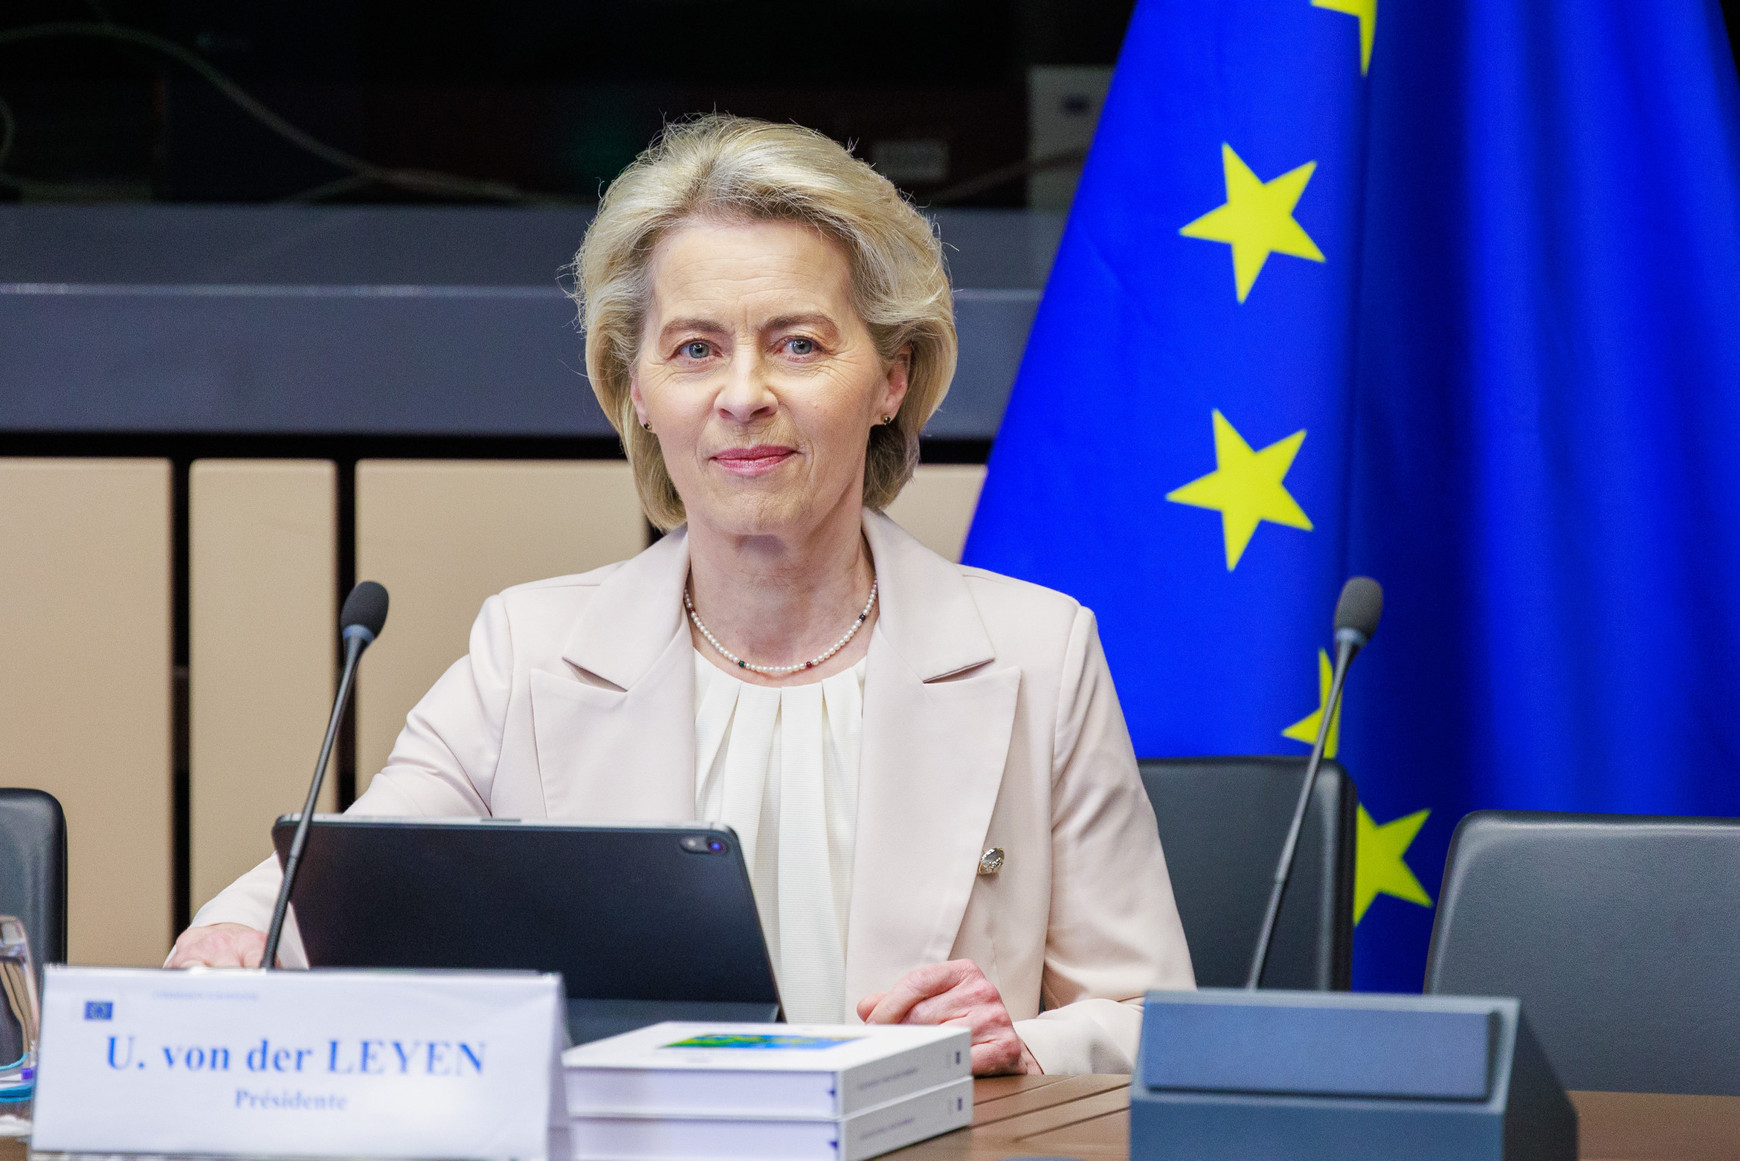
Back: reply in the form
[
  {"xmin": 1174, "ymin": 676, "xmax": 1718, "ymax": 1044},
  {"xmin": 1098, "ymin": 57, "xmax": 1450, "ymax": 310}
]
[{"xmin": 977, "ymin": 847, "xmax": 1005, "ymax": 876}]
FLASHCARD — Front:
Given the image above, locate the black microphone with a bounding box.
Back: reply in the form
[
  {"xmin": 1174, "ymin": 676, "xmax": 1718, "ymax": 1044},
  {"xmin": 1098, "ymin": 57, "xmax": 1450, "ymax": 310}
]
[
  {"xmin": 1245, "ymin": 577, "xmax": 1383, "ymax": 989},
  {"xmin": 261, "ymin": 581, "xmax": 389, "ymax": 970}
]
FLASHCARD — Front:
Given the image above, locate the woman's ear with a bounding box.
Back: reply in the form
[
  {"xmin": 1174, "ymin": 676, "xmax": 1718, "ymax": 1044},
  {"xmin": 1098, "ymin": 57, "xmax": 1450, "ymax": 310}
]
[
  {"xmin": 629, "ymin": 375, "xmax": 650, "ymax": 430},
  {"xmin": 880, "ymin": 346, "xmax": 913, "ymax": 423}
]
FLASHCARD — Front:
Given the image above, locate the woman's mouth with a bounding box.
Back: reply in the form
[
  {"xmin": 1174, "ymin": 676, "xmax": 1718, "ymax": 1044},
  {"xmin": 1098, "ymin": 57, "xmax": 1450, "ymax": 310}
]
[{"xmin": 712, "ymin": 445, "xmax": 797, "ymax": 477}]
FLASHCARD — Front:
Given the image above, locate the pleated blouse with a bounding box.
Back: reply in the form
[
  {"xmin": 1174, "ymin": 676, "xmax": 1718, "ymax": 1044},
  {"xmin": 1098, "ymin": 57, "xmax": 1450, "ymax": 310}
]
[{"xmin": 692, "ymin": 650, "xmax": 868, "ymax": 1025}]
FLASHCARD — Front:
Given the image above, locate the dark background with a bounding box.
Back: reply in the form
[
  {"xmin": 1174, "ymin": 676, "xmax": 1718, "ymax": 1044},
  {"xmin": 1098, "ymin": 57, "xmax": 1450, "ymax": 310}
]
[
  {"xmin": 6, "ymin": 1, "xmax": 1735, "ymax": 207},
  {"xmin": 0, "ymin": 0, "xmax": 1138, "ymax": 206}
]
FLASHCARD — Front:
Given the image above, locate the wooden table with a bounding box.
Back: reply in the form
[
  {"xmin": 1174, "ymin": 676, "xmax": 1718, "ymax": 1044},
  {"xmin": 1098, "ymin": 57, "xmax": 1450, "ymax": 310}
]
[
  {"xmin": 891, "ymin": 1074, "xmax": 1130, "ymax": 1159},
  {"xmin": 6, "ymin": 1078, "xmax": 1738, "ymax": 1159},
  {"xmin": 886, "ymin": 1075, "xmax": 1740, "ymax": 1160}
]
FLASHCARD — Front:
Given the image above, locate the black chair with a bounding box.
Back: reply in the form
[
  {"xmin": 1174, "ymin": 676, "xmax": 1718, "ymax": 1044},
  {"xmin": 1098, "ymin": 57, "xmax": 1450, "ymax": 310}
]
[
  {"xmin": 1425, "ymin": 810, "xmax": 1740, "ymax": 1096},
  {"xmin": 0, "ymin": 789, "xmax": 68, "ymax": 973},
  {"xmin": 1138, "ymin": 757, "xmax": 1355, "ymax": 990}
]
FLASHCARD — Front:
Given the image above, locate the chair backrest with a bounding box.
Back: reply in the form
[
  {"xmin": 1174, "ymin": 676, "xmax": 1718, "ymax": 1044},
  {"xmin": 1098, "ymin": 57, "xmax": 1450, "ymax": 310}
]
[
  {"xmin": 0, "ymin": 789, "xmax": 68, "ymax": 971},
  {"xmin": 1425, "ymin": 810, "xmax": 1740, "ymax": 1096},
  {"xmin": 1138, "ymin": 757, "xmax": 1355, "ymax": 990}
]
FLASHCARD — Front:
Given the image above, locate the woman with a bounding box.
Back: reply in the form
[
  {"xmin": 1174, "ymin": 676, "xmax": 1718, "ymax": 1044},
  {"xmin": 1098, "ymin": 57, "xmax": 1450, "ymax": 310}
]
[{"xmin": 169, "ymin": 115, "xmax": 1194, "ymax": 1075}]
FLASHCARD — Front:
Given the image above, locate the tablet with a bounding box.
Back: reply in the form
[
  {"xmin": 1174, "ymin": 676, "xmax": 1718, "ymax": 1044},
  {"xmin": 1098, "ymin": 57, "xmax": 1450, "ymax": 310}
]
[{"xmin": 272, "ymin": 816, "xmax": 782, "ymax": 1043}]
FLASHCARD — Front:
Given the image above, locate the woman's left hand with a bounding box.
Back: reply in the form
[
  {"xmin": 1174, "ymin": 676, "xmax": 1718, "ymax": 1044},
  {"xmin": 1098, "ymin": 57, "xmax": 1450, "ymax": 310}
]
[{"xmin": 856, "ymin": 959, "xmax": 1042, "ymax": 1076}]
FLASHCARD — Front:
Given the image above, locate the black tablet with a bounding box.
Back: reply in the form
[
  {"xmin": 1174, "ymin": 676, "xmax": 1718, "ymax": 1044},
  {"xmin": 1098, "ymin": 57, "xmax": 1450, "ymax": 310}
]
[{"xmin": 271, "ymin": 816, "xmax": 782, "ymax": 1043}]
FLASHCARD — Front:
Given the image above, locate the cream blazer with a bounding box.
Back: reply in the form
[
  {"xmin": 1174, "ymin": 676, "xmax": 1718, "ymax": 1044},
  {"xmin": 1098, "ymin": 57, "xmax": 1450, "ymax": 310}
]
[{"xmin": 198, "ymin": 509, "xmax": 1194, "ymax": 1074}]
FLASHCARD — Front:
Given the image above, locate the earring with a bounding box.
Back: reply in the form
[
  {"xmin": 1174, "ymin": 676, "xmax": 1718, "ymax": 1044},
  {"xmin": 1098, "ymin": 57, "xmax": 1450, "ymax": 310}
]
[
  {"xmin": 881, "ymin": 415, "xmax": 895, "ymax": 426},
  {"xmin": 641, "ymin": 421, "xmax": 652, "ymax": 432}
]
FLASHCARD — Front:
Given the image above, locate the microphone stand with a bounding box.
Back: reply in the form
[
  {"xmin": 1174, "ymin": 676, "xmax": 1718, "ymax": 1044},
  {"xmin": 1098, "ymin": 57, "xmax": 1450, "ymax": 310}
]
[
  {"xmin": 1245, "ymin": 633, "xmax": 1358, "ymax": 990},
  {"xmin": 261, "ymin": 630, "xmax": 366, "ymax": 971}
]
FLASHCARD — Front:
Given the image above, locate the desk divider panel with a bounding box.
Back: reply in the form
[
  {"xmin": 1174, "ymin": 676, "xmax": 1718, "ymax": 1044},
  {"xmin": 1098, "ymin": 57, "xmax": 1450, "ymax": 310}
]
[
  {"xmin": 354, "ymin": 460, "xmax": 648, "ymax": 789},
  {"xmin": 885, "ymin": 464, "xmax": 988, "ymax": 562},
  {"xmin": 188, "ymin": 460, "xmax": 337, "ymax": 914},
  {"xmin": 0, "ymin": 458, "xmax": 172, "ymax": 965}
]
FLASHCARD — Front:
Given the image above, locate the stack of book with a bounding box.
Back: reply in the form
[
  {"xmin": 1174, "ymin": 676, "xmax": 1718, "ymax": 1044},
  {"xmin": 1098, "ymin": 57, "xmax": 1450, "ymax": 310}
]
[{"xmin": 561, "ymin": 1022, "xmax": 974, "ymax": 1161}]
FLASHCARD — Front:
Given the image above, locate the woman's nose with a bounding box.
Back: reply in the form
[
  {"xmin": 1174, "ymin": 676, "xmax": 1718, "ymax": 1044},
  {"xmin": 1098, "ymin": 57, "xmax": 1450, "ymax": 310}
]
[{"xmin": 715, "ymin": 353, "xmax": 778, "ymax": 423}]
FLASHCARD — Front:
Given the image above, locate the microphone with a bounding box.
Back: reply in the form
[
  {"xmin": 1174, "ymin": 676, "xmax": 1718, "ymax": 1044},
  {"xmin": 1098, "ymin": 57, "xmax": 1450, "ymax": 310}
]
[
  {"xmin": 1245, "ymin": 576, "xmax": 1383, "ymax": 989},
  {"xmin": 261, "ymin": 581, "xmax": 389, "ymax": 970},
  {"xmin": 1332, "ymin": 576, "xmax": 1383, "ymax": 655}
]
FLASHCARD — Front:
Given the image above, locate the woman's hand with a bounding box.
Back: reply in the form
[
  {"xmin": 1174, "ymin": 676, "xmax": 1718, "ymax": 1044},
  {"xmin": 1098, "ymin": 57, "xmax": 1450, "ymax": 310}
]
[
  {"xmin": 856, "ymin": 959, "xmax": 1042, "ymax": 1076},
  {"xmin": 165, "ymin": 923, "xmax": 267, "ymax": 968}
]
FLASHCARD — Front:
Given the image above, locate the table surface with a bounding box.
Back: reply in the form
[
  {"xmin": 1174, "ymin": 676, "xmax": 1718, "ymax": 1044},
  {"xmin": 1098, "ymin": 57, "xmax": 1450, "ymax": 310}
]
[
  {"xmin": 885, "ymin": 1075, "xmax": 1740, "ymax": 1161},
  {"xmin": 6, "ymin": 1076, "xmax": 1739, "ymax": 1160}
]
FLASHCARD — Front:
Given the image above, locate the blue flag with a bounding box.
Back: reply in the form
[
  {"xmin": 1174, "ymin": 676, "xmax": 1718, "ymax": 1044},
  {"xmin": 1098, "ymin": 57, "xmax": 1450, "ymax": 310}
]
[{"xmin": 964, "ymin": 0, "xmax": 1740, "ymax": 990}]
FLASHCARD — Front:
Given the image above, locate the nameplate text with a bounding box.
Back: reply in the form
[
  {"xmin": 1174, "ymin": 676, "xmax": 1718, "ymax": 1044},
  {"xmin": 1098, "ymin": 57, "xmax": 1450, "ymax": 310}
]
[{"xmin": 33, "ymin": 965, "xmax": 564, "ymax": 1159}]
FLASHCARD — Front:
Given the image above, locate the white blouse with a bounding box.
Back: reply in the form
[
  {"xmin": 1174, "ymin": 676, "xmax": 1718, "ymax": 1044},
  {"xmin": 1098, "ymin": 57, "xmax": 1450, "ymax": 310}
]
[{"xmin": 693, "ymin": 650, "xmax": 868, "ymax": 1025}]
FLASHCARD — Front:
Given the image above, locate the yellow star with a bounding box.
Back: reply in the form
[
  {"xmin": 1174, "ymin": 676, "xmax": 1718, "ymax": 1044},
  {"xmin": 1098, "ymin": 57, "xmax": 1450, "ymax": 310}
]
[
  {"xmin": 1179, "ymin": 144, "xmax": 1324, "ymax": 302},
  {"xmin": 1313, "ymin": 0, "xmax": 1377, "ymax": 75},
  {"xmin": 1282, "ymin": 648, "xmax": 1341, "ymax": 757},
  {"xmin": 1354, "ymin": 806, "xmax": 1433, "ymax": 924},
  {"xmin": 1166, "ymin": 410, "xmax": 1312, "ymax": 569}
]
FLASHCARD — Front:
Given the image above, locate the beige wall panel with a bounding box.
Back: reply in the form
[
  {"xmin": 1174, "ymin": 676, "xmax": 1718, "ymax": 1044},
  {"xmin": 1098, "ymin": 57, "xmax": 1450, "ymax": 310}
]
[
  {"xmin": 189, "ymin": 461, "xmax": 336, "ymax": 914},
  {"xmin": 884, "ymin": 464, "xmax": 988, "ymax": 563},
  {"xmin": 355, "ymin": 461, "xmax": 647, "ymax": 787},
  {"xmin": 0, "ymin": 459, "xmax": 172, "ymax": 965}
]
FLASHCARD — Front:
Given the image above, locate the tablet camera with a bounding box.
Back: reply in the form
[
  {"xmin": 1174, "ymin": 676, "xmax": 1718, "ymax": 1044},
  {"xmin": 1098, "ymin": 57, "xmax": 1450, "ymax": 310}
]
[{"xmin": 680, "ymin": 834, "xmax": 730, "ymax": 855}]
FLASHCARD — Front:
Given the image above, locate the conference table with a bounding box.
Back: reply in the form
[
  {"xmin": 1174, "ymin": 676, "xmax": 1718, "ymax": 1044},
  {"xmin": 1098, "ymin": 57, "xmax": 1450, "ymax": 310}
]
[
  {"xmin": 884, "ymin": 1074, "xmax": 1740, "ymax": 1160},
  {"xmin": 8, "ymin": 1077, "xmax": 1738, "ymax": 1160}
]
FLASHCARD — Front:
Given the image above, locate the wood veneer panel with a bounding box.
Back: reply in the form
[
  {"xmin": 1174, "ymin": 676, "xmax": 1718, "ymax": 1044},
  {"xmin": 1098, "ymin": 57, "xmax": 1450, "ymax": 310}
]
[
  {"xmin": 1571, "ymin": 1090, "xmax": 1740, "ymax": 1161},
  {"xmin": 354, "ymin": 461, "xmax": 646, "ymax": 787},
  {"xmin": 972, "ymin": 1072, "xmax": 1063, "ymax": 1105},
  {"xmin": 972, "ymin": 1073, "xmax": 1129, "ymax": 1124},
  {"xmin": 980, "ymin": 1086, "xmax": 1130, "ymax": 1141},
  {"xmin": 1019, "ymin": 1107, "xmax": 1129, "ymax": 1152},
  {"xmin": 188, "ymin": 460, "xmax": 336, "ymax": 914},
  {"xmin": 884, "ymin": 464, "xmax": 986, "ymax": 562},
  {"xmin": 0, "ymin": 459, "xmax": 171, "ymax": 965}
]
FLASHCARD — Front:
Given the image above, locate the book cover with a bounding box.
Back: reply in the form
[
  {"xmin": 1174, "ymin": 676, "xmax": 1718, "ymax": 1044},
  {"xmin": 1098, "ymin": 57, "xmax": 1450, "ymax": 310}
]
[
  {"xmin": 568, "ymin": 1075, "xmax": 974, "ymax": 1161},
  {"xmin": 563, "ymin": 1022, "xmax": 969, "ymax": 1118}
]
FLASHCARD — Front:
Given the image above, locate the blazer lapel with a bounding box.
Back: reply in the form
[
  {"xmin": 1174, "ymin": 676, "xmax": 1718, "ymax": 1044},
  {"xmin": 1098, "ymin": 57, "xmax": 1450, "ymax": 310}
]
[
  {"xmin": 524, "ymin": 511, "xmax": 1023, "ymax": 1003},
  {"xmin": 845, "ymin": 512, "xmax": 1020, "ymax": 1004},
  {"xmin": 530, "ymin": 528, "xmax": 697, "ymax": 821}
]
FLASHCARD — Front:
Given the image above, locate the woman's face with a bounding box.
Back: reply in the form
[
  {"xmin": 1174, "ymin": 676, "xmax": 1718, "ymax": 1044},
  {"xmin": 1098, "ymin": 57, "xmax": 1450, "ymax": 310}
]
[{"xmin": 630, "ymin": 218, "xmax": 908, "ymax": 541}]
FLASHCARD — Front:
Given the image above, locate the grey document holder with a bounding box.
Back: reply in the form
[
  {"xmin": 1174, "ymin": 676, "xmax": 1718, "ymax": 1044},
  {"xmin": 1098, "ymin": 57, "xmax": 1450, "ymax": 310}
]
[{"xmin": 1130, "ymin": 989, "xmax": 1576, "ymax": 1161}]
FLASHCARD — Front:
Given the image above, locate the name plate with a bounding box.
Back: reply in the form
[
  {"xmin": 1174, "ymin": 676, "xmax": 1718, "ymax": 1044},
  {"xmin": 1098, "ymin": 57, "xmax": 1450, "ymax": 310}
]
[{"xmin": 33, "ymin": 965, "xmax": 566, "ymax": 1160}]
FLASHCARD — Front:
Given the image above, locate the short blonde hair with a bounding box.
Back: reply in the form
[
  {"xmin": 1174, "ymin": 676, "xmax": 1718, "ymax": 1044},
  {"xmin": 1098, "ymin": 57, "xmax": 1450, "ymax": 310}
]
[{"xmin": 571, "ymin": 114, "xmax": 958, "ymax": 531}]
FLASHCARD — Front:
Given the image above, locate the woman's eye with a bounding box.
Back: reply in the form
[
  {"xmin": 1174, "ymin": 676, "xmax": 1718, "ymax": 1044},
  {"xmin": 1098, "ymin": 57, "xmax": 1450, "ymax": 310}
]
[
  {"xmin": 680, "ymin": 340, "xmax": 711, "ymax": 360},
  {"xmin": 786, "ymin": 337, "xmax": 816, "ymax": 356}
]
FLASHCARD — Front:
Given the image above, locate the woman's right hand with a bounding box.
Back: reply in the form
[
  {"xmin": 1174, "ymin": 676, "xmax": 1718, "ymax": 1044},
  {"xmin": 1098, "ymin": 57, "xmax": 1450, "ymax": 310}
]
[{"xmin": 165, "ymin": 922, "xmax": 267, "ymax": 968}]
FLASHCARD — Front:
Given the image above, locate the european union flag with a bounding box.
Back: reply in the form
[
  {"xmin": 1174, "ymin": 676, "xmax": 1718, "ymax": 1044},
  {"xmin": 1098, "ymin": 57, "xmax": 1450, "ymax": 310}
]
[{"xmin": 965, "ymin": 0, "xmax": 1740, "ymax": 990}]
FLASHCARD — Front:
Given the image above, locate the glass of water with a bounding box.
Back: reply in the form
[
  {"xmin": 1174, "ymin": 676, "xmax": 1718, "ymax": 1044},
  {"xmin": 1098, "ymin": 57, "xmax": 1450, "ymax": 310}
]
[{"xmin": 0, "ymin": 916, "xmax": 37, "ymax": 1135}]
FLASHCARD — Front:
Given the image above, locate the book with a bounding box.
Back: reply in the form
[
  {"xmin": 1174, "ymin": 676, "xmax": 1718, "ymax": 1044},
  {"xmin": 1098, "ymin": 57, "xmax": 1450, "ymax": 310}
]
[
  {"xmin": 568, "ymin": 1075, "xmax": 974, "ymax": 1161},
  {"xmin": 562, "ymin": 1022, "xmax": 971, "ymax": 1119}
]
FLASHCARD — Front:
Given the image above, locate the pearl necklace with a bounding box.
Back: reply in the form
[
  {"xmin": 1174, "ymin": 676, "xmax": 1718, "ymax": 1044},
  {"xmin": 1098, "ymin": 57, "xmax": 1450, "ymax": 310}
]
[{"xmin": 685, "ymin": 579, "xmax": 878, "ymax": 676}]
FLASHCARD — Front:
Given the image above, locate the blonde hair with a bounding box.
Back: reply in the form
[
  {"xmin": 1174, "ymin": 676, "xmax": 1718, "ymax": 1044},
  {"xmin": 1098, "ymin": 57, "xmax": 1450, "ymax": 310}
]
[{"xmin": 571, "ymin": 114, "xmax": 958, "ymax": 530}]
